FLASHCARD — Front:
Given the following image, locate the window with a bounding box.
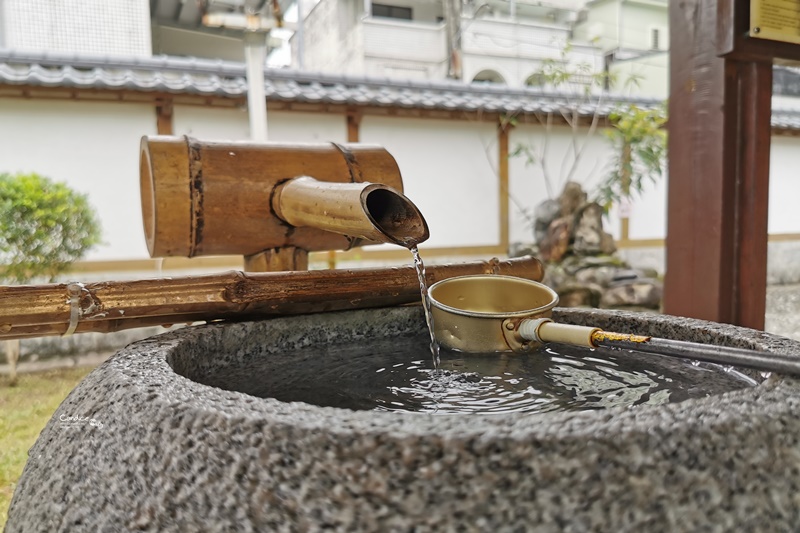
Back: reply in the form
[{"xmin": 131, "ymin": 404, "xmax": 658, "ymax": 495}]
[
  {"xmin": 472, "ymin": 70, "xmax": 506, "ymax": 85},
  {"xmin": 372, "ymin": 3, "xmax": 413, "ymax": 21},
  {"xmin": 525, "ymin": 73, "xmax": 546, "ymax": 87},
  {"xmin": 650, "ymin": 28, "xmax": 660, "ymax": 50}
]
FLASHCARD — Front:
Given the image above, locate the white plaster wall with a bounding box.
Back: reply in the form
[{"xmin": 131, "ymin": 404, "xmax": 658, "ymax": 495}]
[
  {"xmin": 507, "ymin": 121, "xmax": 667, "ymax": 243},
  {"xmin": 508, "ymin": 123, "xmax": 615, "ymax": 242},
  {"xmin": 627, "ymin": 171, "xmax": 666, "ymax": 239},
  {"xmin": 265, "ymin": 111, "xmax": 348, "ymax": 143},
  {"xmin": 360, "ymin": 116, "xmax": 500, "ymax": 248},
  {"xmin": 0, "ymin": 99, "xmax": 157, "ymax": 261},
  {"xmin": 172, "ymin": 107, "xmax": 347, "ymax": 143},
  {"xmin": 173, "ymin": 106, "xmax": 250, "ymax": 140},
  {"xmin": 769, "ymin": 136, "xmax": 800, "ymax": 234},
  {"xmin": 774, "ymin": 96, "xmax": 800, "ymax": 111}
]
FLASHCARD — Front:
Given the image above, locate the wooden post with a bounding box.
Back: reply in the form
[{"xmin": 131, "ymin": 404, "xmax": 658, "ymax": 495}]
[
  {"xmin": 347, "ymin": 109, "xmax": 362, "ymax": 143},
  {"xmin": 328, "ymin": 109, "xmax": 364, "ymax": 269},
  {"xmin": 498, "ymin": 120, "xmax": 511, "ymax": 251},
  {"xmin": 665, "ymin": 0, "xmax": 773, "ymax": 330},
  {"xmin": 4, "ymin": 339, "xmax": 19, "ymax": 386},
  {"xmin": 155, "ymin": 99, "xmax": 173, "ymax": 135},
  {"xmin": 619, "ymin": 143, "xmax": 632, "ymax": 243},
  {"xmin": 665, "ymin": 0, "xmax": 731, "ymax": 324},
  {"xmin": 733, "ymin": 61, "xmax": 772, "ymax": 328}
]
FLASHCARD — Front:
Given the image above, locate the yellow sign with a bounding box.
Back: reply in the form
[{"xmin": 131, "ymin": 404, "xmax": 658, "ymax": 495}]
[{"xmin": 750, "ymin": 0, "xmax": 800, "ymax": 45}]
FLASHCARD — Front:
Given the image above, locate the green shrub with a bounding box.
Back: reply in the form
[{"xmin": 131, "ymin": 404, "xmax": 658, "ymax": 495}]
[{"xmin": 0, "ymin": 172, "xmax": 101, "ymax": 283}]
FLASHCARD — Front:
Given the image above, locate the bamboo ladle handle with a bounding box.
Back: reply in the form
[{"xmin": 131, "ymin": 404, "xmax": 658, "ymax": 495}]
[{"xmin": 518, "ymin": 318, "xmax": 800, "ymax": 377}]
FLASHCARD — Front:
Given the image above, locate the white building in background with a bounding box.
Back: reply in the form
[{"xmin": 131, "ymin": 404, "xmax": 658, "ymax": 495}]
[
  {"xmin": 294, "ymin": 0, "xmax": 601, "ymax": 87},
  {"xmin": 0, "ymin": 0, "xmax": 799, "ymax": 286},
  {"xmin": 0, "ymin": 0, "xmax": 152, "ymax": 56},
  {"xmin": 573, "ymin": 0, "xmax": 669, "ymax": 98}
]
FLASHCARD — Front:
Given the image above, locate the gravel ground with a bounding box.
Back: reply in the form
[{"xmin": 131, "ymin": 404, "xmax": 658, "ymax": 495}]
[{"xmin": 765, "ymin": 284, "xmax": 800, "ymax": 341}]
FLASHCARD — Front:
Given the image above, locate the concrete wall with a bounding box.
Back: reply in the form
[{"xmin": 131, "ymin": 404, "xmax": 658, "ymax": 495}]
[
  {"xmin": 573, "ymin": 0, "xmax": 620, "ymax": 52},
  {"xmin": 620, "ymin": 1, "xmax": 669, "ymax": 52},
  {"xmin": 363, "ymin": 18, "xmax": 447, "ymax": 79},
  {"xmin": 369, "ymin": 0, "xmax": 443, "ymax": 22},
  {"xmin": 300, "ymin": 0, "xmax": 365, "ymax": 75},
  {"xmin": 462, "ymin": 18, "xmax": 590, "ymax": 86},
  {"xmin": 300, "ymin": 0, "xmax": 598, "ymax": 88},
  {"xmin": 152, "ymin": 26, "xmax": 244, "ymax": 62}
]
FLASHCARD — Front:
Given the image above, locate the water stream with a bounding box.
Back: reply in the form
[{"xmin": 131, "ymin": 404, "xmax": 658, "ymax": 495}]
[{"xmin": 410, "ymin": 245, "xmax": 440, "ymax": 370}]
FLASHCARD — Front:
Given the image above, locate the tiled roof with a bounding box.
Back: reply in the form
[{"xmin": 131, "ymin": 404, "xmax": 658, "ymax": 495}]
[{"xmin": 2, "ymin": 49, "xmax": 800, "ymax": 129}]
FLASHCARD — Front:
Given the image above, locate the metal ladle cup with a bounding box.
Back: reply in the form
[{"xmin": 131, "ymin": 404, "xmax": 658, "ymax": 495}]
[
  {"xmin": 428, "ymin": 274, "xmax": 800, "ymax": 377},
  {"xmin": 427, "ymin": 274, "xmax": 565, "ymax": 353}
]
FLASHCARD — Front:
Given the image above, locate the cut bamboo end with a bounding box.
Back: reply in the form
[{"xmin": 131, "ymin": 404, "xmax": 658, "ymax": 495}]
[{"xmin": 140, "ymin": 135, "xmax": 192, "ymax": 257}]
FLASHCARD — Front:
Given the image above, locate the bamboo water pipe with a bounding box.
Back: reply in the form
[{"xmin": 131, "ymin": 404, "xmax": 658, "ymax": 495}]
[
  {"xmin": 140, "ymin": 136, "xmax": 428, "ymax": 269},
  {"xmin": 0, "ymin": 256, "xmax": 543, "ymax": 341}
]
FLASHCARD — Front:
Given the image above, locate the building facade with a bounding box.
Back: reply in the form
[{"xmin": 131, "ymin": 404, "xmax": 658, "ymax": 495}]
[{"xmin": 294, "ymin": 0, "xmax": 601, "ymax": 88}]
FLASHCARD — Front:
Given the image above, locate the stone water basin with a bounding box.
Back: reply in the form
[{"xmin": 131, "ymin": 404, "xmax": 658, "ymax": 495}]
[{"xmin": 7, "ymin": 306, "xmax": 800, "ymax": 531}]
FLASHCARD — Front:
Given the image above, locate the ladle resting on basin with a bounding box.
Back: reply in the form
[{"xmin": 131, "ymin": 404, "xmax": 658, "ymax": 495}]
[{"xmin": 428, "ymin": 274, "xmax": 800, "ymax": 377}]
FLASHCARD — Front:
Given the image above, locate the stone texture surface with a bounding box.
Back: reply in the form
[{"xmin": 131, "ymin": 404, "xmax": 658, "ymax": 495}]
[{"xmin": 7, "ymin": 306, "xmax": 800, "ymax": 532}]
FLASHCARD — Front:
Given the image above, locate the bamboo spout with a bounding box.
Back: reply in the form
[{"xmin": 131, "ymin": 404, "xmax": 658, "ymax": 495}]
[
  {"xmin": 272, "ymin": 177, "xmax": 429, "ymax": 248},
  {"xmin": 139, "ymin": 136, "xmax": 422, "ymax": 259}
]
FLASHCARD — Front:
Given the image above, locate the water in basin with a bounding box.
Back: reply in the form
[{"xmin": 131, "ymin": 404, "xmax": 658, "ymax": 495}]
[{"xmin": 193, "ymin": 332, "xmax": 756, "ymax": 414}]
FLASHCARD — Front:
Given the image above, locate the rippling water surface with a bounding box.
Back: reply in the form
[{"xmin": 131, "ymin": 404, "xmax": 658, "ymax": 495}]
[{"xmin": 199, "ymin": 333, "xmax": 757, "ymax": 414}]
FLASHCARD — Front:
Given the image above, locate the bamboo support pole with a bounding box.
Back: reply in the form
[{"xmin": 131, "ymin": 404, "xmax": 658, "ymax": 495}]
[{"xmin": 0, "ymin": 256, "xmax": 543, "ymax": 341}]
